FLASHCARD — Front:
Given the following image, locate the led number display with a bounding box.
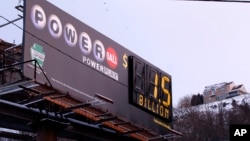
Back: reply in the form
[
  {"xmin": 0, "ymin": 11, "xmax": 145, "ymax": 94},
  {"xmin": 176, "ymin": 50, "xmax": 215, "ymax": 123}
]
[{"xmin": 129, "ymin": 56, "xmax": 172, "ymax": 122}]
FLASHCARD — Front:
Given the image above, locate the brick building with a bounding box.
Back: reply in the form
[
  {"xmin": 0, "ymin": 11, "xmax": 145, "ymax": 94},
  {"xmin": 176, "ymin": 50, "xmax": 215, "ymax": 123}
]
[
  {"xmin": 203, "ymin": 82, "xmax": 248, "ymax": 104},
  {"xmin": 0, "ymin": 39, "xmax": 22, "ymax": 85}
]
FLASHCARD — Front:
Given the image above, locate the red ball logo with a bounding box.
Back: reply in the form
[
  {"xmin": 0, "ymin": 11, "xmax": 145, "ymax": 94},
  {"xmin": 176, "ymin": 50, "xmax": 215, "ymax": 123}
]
[{"xmin": 106, "ymin": 47, "xmax": 118, "ymax": 69}]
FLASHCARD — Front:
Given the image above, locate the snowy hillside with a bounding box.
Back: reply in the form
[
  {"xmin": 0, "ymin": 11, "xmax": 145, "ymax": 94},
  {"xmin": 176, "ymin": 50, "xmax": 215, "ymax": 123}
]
[
  {"xmin": 174, "ymin": 94, "xmax": 250, "ymax": 117},
  {"xmin": 202, "ymin": 93, "xmax": 250, "ymax": 110}
]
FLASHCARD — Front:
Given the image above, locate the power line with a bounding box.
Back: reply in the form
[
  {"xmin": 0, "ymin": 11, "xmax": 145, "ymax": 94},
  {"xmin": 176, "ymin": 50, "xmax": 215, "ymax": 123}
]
[
  {"xmin": 182, "ymin": 0, "xmax": 250, "ymax": 3},
  {"xmin": 0, "ymin": 16, "xmax": 22, "ymax": 28}
]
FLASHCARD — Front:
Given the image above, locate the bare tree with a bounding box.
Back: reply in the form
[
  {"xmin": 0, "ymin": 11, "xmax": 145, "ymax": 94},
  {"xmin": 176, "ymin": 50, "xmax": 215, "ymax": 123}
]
[
  {"xmin": 177, "ymin": 95, "xmax": 192, "ymax": 108},
  {"xmin": 174, "ymin": 97, "xmax": 250, "ymax": 141}
]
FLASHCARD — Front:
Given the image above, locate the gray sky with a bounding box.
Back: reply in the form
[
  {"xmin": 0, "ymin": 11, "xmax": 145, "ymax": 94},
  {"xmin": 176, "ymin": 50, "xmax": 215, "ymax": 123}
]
[{"xmin": 1, "ymin": 0, "xmax": 250, "ymax": 106}]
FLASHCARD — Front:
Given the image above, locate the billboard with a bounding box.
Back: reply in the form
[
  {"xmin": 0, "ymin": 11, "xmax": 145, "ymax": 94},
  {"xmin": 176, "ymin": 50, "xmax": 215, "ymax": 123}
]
[{"xmin": 23, "ymin": 0, "xmax": 172, "ymax": 134}]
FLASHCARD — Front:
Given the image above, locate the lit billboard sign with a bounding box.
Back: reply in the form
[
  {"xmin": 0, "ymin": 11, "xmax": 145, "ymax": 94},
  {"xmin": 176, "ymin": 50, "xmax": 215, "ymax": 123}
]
[{"xmin": 23, "ymin": 0, "xmax": 172, "ymax": 134}]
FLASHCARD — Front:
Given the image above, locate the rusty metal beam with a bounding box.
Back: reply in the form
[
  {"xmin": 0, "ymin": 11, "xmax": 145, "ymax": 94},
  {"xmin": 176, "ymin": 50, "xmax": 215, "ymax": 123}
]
[
  {"xmin": 114, "ymin": 122, "xmax": 130, "ymax": 126},
  {"xmin": 95, "ymin": 113, "xmax": 112, "ymax": 117},
  {"xmin": 95, "ymin": 93, "xmax": 114, "ymax": 104},
  {"xmin": 120, "ymin": 129, "xmax": 143, "ymax": 135},
  {"xmin": 61, "ymin": 103, "xmax": 91, "ymax": 112},
  {"xmin": 95, "ymin": 116, "xmax": 117, "ymax": 124},
  {"xmin": 50, "ymin": 93, "xmax": 68, "ymax": 99}
]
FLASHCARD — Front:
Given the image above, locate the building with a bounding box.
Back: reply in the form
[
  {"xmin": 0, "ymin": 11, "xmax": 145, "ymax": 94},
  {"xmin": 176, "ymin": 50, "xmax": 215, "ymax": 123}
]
[
  {"xmin": 203, "ymin": 82, "xmax": 248, "ymax": 104},
  {"xmin": 0, "ymin": 39, "xmax": 22, "ymax": 85}
]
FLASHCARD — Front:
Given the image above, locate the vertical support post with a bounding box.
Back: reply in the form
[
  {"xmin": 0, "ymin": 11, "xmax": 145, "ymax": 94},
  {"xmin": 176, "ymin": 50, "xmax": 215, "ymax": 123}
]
[
  {"xmin": 36, "ymin": 127, "xmax": 57, "ymax": 141},
  {"xmin": 1, "ymin": 50, "xmax": 5, "ymax": 84},
  {"xmin": 34, "ymin": 60, "xmax": 37, "ymax": 80},
  {"xmin": 29, "ymin": 118, "xmax": 68, "ymax": 141}
]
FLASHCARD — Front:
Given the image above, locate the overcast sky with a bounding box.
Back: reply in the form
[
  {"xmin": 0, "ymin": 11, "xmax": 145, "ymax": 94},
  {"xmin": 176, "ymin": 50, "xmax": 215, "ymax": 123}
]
[{"xmin": 1, "ymin": 0, "xmax": 250, "ymax": 106}]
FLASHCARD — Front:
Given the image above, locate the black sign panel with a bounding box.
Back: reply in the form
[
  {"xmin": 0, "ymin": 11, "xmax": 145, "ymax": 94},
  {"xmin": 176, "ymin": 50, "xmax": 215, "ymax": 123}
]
[
  {"xmin": 23, "ymin": 0, "xmax": 172, "ymax": 134},
  {"xmin": 129, "ymin": 56, "xmax": 172, "ymax": 122}
]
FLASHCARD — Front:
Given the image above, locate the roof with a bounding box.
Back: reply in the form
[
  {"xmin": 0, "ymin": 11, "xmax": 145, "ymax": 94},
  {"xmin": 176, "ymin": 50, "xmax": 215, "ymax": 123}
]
[
  {"xmin": 232, "ymin": 84, "xmax": 243, "ymax": 90},
  {"xmin": 0, "ymin": 39, "xmax": 14, "ymax": 48},
  {"xmin": 204, "ymin": 82, "xmax": 228, "ymax": 93}
]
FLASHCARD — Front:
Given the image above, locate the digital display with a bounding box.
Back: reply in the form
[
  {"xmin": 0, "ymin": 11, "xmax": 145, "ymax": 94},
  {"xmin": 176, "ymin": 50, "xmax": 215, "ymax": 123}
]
[{"xmin": 129, "ymin": 56, "xmax": 172, "ymax": 122}]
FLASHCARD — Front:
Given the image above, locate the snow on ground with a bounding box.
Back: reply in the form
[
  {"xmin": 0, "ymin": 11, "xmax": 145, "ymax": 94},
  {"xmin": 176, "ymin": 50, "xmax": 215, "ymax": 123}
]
[{"xmin": 174, "ymin": 94, "xmax": 250, "ymax": 117}]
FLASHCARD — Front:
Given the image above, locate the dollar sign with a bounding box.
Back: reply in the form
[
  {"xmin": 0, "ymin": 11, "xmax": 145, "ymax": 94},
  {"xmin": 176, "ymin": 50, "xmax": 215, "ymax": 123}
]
[{"xmin": 123, "ymin": 53, "xmax": 128, "ymax": 69}]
